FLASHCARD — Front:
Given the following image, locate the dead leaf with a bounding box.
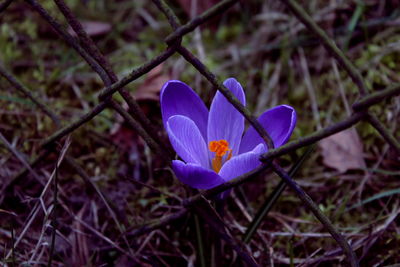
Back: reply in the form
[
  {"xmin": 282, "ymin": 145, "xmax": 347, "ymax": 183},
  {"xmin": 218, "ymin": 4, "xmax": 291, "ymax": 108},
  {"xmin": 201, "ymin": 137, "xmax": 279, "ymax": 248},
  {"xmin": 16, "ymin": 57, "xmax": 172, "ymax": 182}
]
[
  {"xmin": 110, "ymin": 63, "xmax": 167, "ymax": 139},
  {"xmin": 109, "ymin": 64, "xmax": 169, "ymax": 173},
  {"xmin": 67, "ymin": 21, "xmax": 111, "ymax": 37},
  {"xmin": 319, "ymin": 128, "xmax": 366, "ymax": 173},
  {"xmin": 110, "ymin": 64, "xmax": 169, "ymax": 137},
  {"xmin": 134, "ymin": 64, "xmax": 170, "ymax": 101}
]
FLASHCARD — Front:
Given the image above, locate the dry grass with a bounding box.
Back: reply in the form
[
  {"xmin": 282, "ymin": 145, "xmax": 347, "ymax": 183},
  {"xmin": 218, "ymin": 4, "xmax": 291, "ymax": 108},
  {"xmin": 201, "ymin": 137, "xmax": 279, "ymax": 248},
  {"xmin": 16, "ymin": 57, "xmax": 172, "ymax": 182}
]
[{"xmin": 0, "ymin": 0, "xmax": 399, "ymax": 266}]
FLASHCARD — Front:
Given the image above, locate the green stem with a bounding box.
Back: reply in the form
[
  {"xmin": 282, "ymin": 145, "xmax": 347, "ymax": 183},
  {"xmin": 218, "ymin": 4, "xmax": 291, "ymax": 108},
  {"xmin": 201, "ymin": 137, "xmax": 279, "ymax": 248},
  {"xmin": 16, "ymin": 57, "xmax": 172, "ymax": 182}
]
[
  {"xmin": 271, "ymin": 163, "xmax": 359, "ymax": 267},
  {"xmin": 194, "ymin": 215, "xmax": 207, "ymax": 267},
  {"xmin": 243, "ymin": 146, "xmax": 314, "ymax": 243}
]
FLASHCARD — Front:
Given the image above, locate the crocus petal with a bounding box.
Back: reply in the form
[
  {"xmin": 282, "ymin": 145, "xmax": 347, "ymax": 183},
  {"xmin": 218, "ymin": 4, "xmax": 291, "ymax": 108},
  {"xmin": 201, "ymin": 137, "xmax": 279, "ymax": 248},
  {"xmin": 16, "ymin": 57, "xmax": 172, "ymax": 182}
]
[
  {"xmin": 167, "ymin": 115, "xmax": 209, "ymax": 168},
  {"xmin": 161, "ymin": 80, "xmax": 209, "ymax": 140},
  {"xmin": 208, "ymin": 78, "xmax": 245, "ymax": 156},
  {"xmin": 219, "ymin": 143, "xmax": 265, "ymax": 182},
  {"xmin": 239, "ymin": 105, "xmax": 296, "ymax": 154},
  {"xmin": 172, "ymin": 160, "xmax": 225, "ymax": 189}
]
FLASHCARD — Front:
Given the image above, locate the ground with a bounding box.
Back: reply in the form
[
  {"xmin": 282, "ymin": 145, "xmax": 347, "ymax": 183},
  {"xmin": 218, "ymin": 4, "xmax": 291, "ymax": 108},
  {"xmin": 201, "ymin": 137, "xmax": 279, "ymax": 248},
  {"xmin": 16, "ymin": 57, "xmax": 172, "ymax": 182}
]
[{"xmin": 0, "ymin": 0, "xmax": 399, "ymax": 266}]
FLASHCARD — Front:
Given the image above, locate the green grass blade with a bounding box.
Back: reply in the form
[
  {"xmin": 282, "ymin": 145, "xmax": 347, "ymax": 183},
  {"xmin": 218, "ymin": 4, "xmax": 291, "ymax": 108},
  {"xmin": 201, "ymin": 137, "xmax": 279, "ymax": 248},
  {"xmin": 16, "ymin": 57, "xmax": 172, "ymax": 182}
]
[
  {"xmin": 243, "ymin": 145, "xmax": 315, "ymax": 243},
  {"xmin": 194, "ymin": 214, "xmax": 206, "ymax": 267},
  {"xmin": 343, "ymin": 1, "xmax": 365, "ymax": 51},
  {"xmin": 348, "ymin": 188, "xmax": 400, "ymax": 210}
]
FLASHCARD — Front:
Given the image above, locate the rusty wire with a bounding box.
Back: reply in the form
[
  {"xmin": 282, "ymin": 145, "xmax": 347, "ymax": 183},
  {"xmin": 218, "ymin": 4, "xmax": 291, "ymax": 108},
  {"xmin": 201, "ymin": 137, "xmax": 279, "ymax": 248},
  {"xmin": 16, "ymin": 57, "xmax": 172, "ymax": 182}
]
[{"xmin": 1, "ymin": 0, "xmax": 400, "ymax": 266}]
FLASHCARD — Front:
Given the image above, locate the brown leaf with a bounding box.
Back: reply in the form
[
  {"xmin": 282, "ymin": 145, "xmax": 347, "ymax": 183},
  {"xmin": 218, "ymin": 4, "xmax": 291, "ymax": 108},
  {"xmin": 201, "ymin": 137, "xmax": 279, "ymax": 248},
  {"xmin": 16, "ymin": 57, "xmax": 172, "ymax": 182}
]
[
  {"xmin": 134, "ymin": 64, "xmax": 170, "ymax": 101},
  {"xmin": 109, "ymin": 65, "xmax": 168, "ymax": 152},
  {"xmin": 319, "ymin": 128, "xmax": 366, "ymax": 173},
  {"xmin": 67, "ymin": 21, "xmax": 111, "ymax": 37}
]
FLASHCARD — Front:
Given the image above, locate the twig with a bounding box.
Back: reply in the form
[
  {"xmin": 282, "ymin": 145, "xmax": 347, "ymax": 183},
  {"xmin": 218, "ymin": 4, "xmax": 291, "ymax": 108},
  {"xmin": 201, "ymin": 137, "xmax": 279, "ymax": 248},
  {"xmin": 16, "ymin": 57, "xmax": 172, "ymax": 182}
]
[
  {"xmin": 151, "ymin": 0, "xmax": 181, "ymax": 30},
  {"xmin": 165, "ymin": 0, "xmax": 239, "ymax": 45},
  {"xmin": 193, "ymin": 197, "xmax": 259, "ymax": 267},
  {"xmin": 155, "ymin": 1, "xmax": 255, "ymax": 155},
  {"xmin": 0, "ymin": 0, "xmax": 13, "ymax": 13},
  {"xmin": 52, "ymin": 0, "xmax": 117, "ymax": 82},
  {"xmin": 98, "ymin": 47, "xmax": 176, "ymax": 100},
  {"xmin": 0, "ymin": 63, "xmax": 60, "ymax": 126},
  {"xmin": 41, "ymin": 101, "xmax": 108, "ymax": 147},
  {"xmin": 5, "ymin": 204, "xmax": 41, "ymax": 259},
  {"xmin": 280, "ymin": 0, "xmax": 399, "ymax": 155},
  {"xmin": 243, "ymin": 145, "xmax": 315, "ymax": 244},
  {"xmin": 127, "ymin": 208, "xmax": 188, "ymax": 238},
  {"xmin": 28, "ymin": 0, "xmax": 172, "ymax": 156},
  {"xmin": 352, "ymin": 83, "xmax": 400, "ymax": 111},
  {"xmin": 271, "ymin": 163, "xmax": 359, "ymax": 267},
  {"xmin": 280, "ymin": 0, "xmax": 367, "ymax": 95},
  {"xmin": 42, "ymin": 47, "xmax": 176, "ymax": 148},
  {"xmin": 52, "ymin": 0, "xmax": 168, "ymax": 153},
  {"xmin": 2, "ymin": 0, "xmax": 400, "ymax": 264},
  {"xmin": 27, "ymin": 138, "xmax": 70, "ymax": 263},
  {"xmin": 65, "ymin": 156, "xmax": 136, "ymax": 258},
  {"xmin": 1, "ymin": 149, "xmax": 53, "ymax": 199},
  {"xmin": 128, "ymin": 164, "xmax": 270, "ymax": 238},
  {"xmin": 0, "ymin": 132, "xmax": 45, "ymax": 186},
  {"xmin": 177, "ymin": 45, "xmax": 275, "ymax": 149},
  {"xmin": 24, "ymin": 0, "xmax": 112, "ymax": 85},
  {"xmin": 365, "ymin": 113, "xmax": 400, "ymax": 154},
  {"xmin": 260, "ymin": 112, "xmax": 365, "ymax": 161},
  {"xmin": 110, "ymin": 100, "xmax": 172, "ymax": 160}
]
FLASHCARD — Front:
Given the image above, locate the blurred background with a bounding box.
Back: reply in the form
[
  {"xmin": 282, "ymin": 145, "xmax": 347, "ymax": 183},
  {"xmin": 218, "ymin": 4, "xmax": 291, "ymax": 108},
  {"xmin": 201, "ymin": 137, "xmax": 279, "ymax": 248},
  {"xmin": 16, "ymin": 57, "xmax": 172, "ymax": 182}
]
[{"xmin": 0, "ymin": 0, "xmax": 399, "ymax": 265}]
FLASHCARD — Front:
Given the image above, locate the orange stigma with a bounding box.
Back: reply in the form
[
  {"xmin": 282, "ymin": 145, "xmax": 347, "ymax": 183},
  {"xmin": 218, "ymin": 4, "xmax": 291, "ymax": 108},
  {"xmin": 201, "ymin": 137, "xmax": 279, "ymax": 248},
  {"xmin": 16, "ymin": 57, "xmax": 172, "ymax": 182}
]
[{"xmin": 209, "ymin": 140, "xmax": 232, "ymax": 172}]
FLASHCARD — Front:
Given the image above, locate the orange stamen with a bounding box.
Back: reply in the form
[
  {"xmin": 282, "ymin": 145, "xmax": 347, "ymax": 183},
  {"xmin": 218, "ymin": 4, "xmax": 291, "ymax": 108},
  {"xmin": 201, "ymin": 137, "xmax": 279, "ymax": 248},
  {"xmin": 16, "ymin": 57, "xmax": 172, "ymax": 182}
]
[{"xmin": 209, "ymin": 140, "xmax": 232, "ymax": 172}]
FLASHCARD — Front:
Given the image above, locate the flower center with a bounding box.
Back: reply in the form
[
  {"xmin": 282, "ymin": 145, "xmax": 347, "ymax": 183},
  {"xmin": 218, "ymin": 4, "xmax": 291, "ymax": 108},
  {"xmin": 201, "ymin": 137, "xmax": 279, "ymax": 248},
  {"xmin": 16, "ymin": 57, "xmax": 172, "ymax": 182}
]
[{"xmin": 209, "ymin": 139, "xmax": 232, "ymax": 173}]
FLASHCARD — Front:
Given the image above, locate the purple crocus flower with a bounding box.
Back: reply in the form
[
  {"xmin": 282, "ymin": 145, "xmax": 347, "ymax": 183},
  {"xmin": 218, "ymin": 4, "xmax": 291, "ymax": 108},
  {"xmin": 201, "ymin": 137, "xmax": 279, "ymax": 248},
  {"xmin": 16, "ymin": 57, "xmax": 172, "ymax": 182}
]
[{"xmin": 161, "ymin": 78, "xmax": 296, "ymax": 190}]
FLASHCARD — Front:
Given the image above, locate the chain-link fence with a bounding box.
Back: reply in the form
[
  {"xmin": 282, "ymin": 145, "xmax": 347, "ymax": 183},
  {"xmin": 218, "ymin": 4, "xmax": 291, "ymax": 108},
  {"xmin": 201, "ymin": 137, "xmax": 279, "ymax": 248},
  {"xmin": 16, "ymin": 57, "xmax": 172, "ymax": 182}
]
[{"xmin": 1, "ymin": 0, "xmax": 399, "ymax": 266}]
